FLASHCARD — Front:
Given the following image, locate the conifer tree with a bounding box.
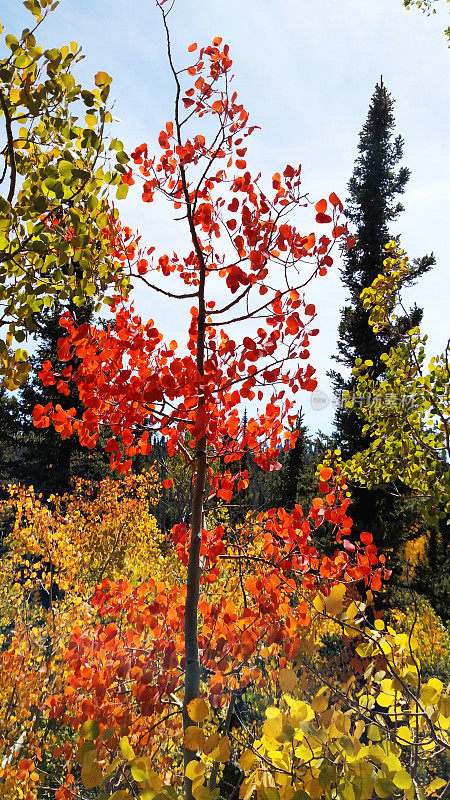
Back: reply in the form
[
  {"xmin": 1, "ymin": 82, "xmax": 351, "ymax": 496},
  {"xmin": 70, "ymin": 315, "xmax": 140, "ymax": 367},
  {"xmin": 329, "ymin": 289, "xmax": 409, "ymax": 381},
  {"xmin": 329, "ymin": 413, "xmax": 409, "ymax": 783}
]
[
  {"xmin": 330, "ymin": 78, "xmax": 433, "ymax": 458},
  {"xmin": 329, "ymin": 79, "xmax": 434, "ymax": 552},
  {"xmin": 271, "ymin": 411, "xmax": 309, "ymax": 512},
  {"xmin": 0, "ymin": 389, "xmax": 22, "ymax": 487}
]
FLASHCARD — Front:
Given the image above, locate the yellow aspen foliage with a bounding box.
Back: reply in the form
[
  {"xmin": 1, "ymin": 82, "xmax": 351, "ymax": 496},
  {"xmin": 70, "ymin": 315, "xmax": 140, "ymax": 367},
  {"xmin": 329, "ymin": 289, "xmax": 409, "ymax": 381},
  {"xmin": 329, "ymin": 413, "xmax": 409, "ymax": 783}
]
[{"xmin": 0, "ymin": 469, "xmax": 162, "ymax": 799}]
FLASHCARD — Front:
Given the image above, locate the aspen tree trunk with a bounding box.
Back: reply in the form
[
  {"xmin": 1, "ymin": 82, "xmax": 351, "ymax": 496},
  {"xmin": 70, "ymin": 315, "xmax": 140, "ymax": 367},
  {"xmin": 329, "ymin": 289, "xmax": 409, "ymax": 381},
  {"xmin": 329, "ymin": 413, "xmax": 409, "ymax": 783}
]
[
  {"xmin": 178, "ymin": 136, "xmax": 208, "ymax": 800},
  {"xmin": 159, "ymin": 11, "xmax": 210, "ymax": 796},
  {"xmin": 183, "ymin": 289, "xmax": 207, "ymax": 799}
]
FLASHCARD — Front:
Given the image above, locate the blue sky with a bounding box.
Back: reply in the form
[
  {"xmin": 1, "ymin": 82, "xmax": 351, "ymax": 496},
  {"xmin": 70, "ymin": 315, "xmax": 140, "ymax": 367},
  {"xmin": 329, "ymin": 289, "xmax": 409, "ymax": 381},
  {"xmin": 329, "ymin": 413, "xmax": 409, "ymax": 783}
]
[{"xmin": 3, "ymin": 0, "xmax": 449, "ymax": 434}]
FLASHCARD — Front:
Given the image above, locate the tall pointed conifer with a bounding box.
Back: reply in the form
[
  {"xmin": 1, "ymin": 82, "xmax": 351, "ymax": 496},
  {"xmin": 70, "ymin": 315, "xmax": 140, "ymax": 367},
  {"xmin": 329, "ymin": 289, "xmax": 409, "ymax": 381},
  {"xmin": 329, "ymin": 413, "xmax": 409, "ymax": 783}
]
[
  {"xmin": 330, "ymin": 79, "xmax": 434, "ymax": 551},
  {"xmin": 331, "ymin": 78, "xmax": 433, "ymax": 458}
]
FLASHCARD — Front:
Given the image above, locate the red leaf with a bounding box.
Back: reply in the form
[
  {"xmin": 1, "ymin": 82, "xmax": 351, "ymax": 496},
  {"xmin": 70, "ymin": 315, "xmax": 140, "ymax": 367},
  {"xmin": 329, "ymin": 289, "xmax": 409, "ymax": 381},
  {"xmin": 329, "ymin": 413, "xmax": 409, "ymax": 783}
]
[
  {"xmin": 33, "ymin": 403, "xmax": 52, "ymax": 428},
  {"xmin": 371, "ymin": 571, "xmax": 382, "ymax": 591},
  {"xmin": 315, "ymin": 213, "xmax": 332, "ymax": 224},
  {"xmin": 329, "ymin": 192, "xmax": 343, "ymax": 209},
  {"xmin": 283, "ymin": 165, "xmax": 295, "ymax": 178}
]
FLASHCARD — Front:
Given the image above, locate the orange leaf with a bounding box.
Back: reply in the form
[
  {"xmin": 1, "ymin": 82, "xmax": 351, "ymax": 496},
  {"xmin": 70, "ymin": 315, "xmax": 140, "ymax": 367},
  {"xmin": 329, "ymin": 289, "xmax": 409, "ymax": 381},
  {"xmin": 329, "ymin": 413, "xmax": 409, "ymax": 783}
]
[
  {"xmin": 188, "ymin": 43, "xmax": 198, "ymax": 52},
  {"xmin": 315, "ymin": 198, "xmax": 327, "ymax": 214},
  {"xmin": 329, "ymin": 191, "xmax": 342, "ymax": 208},
  {"xmin": 371, "ymin": 571, "xmax": 382, "ymax": 591}
]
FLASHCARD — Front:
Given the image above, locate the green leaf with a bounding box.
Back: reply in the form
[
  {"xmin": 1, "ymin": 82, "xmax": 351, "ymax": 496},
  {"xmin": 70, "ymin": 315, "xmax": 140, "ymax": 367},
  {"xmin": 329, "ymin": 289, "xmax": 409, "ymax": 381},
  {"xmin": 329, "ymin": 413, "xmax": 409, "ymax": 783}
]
[
  {"xmin": 76, "ymin": 740, "xmax": 95, "ymax": 766},
  {"xmin": 58, "ymin": 159, "xmax": 74, "ymax": 178},
  {"xmin": 80, "ymin": 719, "xmax": 100, "ymax": 741},
  {"xmin": 5, "ymin": 34, "xmax": 19, "ymax": 51},
  {"xmin": 374, "ymin": 777, "xmax": 395, "ymax": 798},
  {"xmin": 116, "ymin": 183, "xmax": 129, "ymax": 200}
]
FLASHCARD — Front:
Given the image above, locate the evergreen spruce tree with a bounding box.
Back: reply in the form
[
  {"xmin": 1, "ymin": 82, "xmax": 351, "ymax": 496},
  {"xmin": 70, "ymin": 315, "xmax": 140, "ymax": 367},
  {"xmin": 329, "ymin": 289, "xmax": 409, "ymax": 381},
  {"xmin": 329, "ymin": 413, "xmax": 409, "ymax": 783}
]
[
  {"xmin": 269, "ymin": 411, "xmax": 326, "ymax": 514},
  {"xmin": 331, "ymin": 78, "xmax": 433, "ymax": 455},
  {"xmin": 272, "ymin": 411, "xmax": 309, "ymax": 512},
  {"xmin": 330, "ymin": 78, "xmax": 434, "ymax": 552},
  {"xmin": 0, "ymin": 389, "xmax": 23, "ymax": 487}
]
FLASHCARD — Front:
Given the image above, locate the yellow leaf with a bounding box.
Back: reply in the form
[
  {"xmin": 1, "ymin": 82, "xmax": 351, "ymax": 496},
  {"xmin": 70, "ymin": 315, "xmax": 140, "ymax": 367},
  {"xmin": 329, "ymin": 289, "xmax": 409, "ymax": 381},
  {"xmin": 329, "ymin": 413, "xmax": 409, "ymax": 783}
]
[
  {"xmin": 10, "ymin": 87, "xmax": 21, "ymax": 104},
  {"xmin": 239, "ymin": 749, "xmax": 258, "ymax": 771},
  {"xmin": 284, "ymin": 696, "xmax": 314, "ymax": 722},
  {"xmin": 240, "ymin": 773, "xmax": 257, "ymax": 800},
  {"xmin": 426, "ymin": 778, "xmax": 446, "ymax": 796},
  {"xmin": 187, "ymin": 698, "xmax": 209, "ymax": 723},
  {"xmin": 325, "ymin": 583, "xmax": 346, "ymax": 615},
  {"xmin": 421, "ymin": 683, "xmax": 439, "ymax": 705},
  {"xmin": 396, "ymin": 725, "xmax": 412, "ymax": 744},
  {"xmin": 204, "ymin": 732, "xmax": 220, "ymax": 755},
  {"xmin": 185, "ymin": 760, "xmax": 206, "ymax": 781},
  {"xmin": 95, "ymin": 71, "xmax": 112, "ymax": 87},
  {"xmin": 119, "ymin": 735, "xmax": 135, "ymax": 761},
  {"xmin": 278, "ymin": 668, "xmax": 298, "ymax": 693},
  {"xmin": 376, "ymin": 692, "xmax": 393, "ymax": 708},
  {"xmin": 393, "ymin": 770, "xmax": 412, "ymax": 791},
  {"xmin": 346, "ymin": 600, "xmax": 359, "ymax": 620},
  {"xmin": 383, "ymin": 754, "xmax": 401, "ymax": 773},
  {"xmin": 354, "ymin": 720, "xmax": 365, "ymax": 740},
  {"xmin": 131, "ymin": 758, "xmax": 151, "ymax": 782},
  {"xmin": 311, "ymin": 688, "xmax": 329, "ymax": 713},
  {"xmin": 212, "ymin": 736, "xmax": 230, "ymax": 763},
  {"xmin": 145, "ymin": 769, "xmax": 162, "ymax": 792},
  {"xmin": 184, "ymin": 726, "xmax": 206, "ymax": 752},
  {"xmin": 263, "ymin": 715, "xmax": 283, "ymax": 741},
  {"xmin": 193, "ymin": 786, "xmax": 213, "ymax": 800},
  {"xmin": 313, "ymin": 593, "xmax": 324, "ymax": 613},
  {"xmin": 81, "ymin": 761, "xmax": 103, "ymax": 790}
]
